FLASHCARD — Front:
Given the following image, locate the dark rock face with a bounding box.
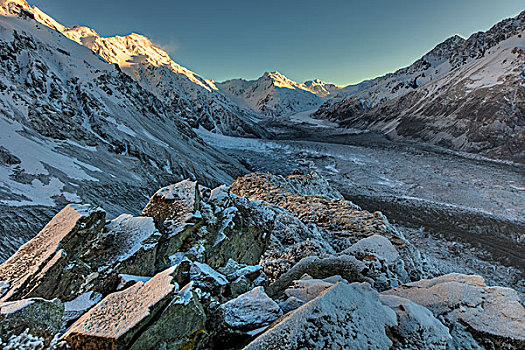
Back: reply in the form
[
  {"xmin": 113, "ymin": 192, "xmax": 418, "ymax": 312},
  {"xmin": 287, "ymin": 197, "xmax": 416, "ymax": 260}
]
[{"xmin": 0, "ymin": 297, "xmax": 63, "ymax": 345}]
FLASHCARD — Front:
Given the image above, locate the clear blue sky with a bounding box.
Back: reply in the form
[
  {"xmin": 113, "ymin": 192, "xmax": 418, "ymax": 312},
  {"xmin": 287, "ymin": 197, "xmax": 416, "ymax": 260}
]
[{"xmin": 28, "ymin": 0, "xmax": 524, "ymax": 85}]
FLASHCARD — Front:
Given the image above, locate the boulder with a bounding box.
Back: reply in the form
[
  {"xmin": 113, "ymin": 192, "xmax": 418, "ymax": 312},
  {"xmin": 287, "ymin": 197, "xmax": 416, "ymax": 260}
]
[
  {"xmin": 142, "ymin": 179, "xmax": 201, "ymax": 227},
  {"xmin": 244, "ymin": 282, "xmax": 397, "ymax": 350},
  {"xmin": 190, "ymin": 261, "xmax": 228, "ymax": 295},
  {"xmin": 380, "ymin": 294, "xmax": 451, "ymax": 349},
  {"xmin": 383, "ymin": 273, "xmax": 525, "ymax": 349},
  {"xmin": 0, "ymin": 298, "xmax": 63, "ymax": 344},
  {"xmin": 203, "ymin": 194, "xmax": 275, "ymax": 268},
  {"xmin": 129, "ymin": 282, "xmax": 206, "ymax": 350},
  {"xmin": 221, "ymin": 287, "xmax": 282, "ymax": 331},
  {"xmin": 343, "ymin": 235, "xmax": 409, "ymax": 290},
  {"xmin": 90, "ymin": 214, "xmax": 161, "ymax": 276},
  {"xmin": 284, "ymin": 275, "xmax": 342, "ymax": 303},
  {"xmin": 266, "ymin": 255, "xmax": 369, "ymax": 298},
  {"xmin": 0, "ymin": 204, "xmax": 105, "ymax": 301},
  {"xmin": 62, "ymin": 263, "xmax": 191, "ymax": 349}
]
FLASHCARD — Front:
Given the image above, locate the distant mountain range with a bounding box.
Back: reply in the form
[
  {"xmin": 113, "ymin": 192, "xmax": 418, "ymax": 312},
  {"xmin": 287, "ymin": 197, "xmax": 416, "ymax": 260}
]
[{"xmin": 315, "ymin": 11, "xmax": 525, "ymax": 163}]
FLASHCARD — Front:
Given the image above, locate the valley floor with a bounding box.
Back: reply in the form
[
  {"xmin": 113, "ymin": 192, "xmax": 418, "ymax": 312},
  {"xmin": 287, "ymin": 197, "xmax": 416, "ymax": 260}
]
[{"xmin": 196, "ymin": 120, "xmax": 525, "ymax": 301}]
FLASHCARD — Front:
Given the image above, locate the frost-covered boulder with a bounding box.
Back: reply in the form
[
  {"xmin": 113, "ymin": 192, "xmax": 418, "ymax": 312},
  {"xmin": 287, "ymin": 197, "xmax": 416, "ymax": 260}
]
[
  {"xmin": 141, "ymin": 180, "xmax": 275, "ymax": 270},
  {"xmin": 142, "ymin": 180, "xmax": 201, "ymax": 228},
  {"xmin": 244, "ymin": 282, "xmax": 397, "ymax": 350},
  {"xmin": 343, "ymin": 235, "xmax": 410, "ymax": 290},
  {"xmin": 266, "ymin": 255, "xmax": 369, "ymax": 298},
  {"xmin": 0, "ymin": 204, "xmax": 105, "ymax": 301},
  {"xmin": 380, "ymin": 295, "xmax": 451, "ymax": 349},
  {"xmin": 383, "ymin": 273, "xmax": 525, "ymax": 349},
  {"xmin": 128, "ymin": 282, "xmax": 206, "ymax": 350},
  {"xmin": 0, "ymin": 298, "xmax": 63, "ymax": 345},
  {"xmin": 62, "ymin": 263, "xmax": 197, "ymax": 350},
  {"xmin": 221, "ymin": 287, "xmax": 282, "ymax": 331},
  {"xmin": 284, "ymin": 275, "xmax": 343, "ymax": 303},
  {"xmin": 190, "ymin": 261, "xmax": 228, "ymax": 295}
]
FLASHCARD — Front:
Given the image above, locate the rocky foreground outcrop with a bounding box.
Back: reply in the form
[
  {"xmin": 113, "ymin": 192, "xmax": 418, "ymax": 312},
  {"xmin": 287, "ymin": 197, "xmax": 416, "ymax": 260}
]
[{"xmin": 0, "ymin": 172, "xmax": 523, "ymax": 349}]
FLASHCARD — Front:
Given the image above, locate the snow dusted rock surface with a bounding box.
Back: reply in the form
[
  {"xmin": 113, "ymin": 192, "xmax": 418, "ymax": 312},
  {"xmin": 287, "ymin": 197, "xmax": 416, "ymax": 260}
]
[
  {"xmin": 0, "ymin": 297, "xmax": 63, "ymax": 344},
  {"xmin": 62, "ymin": 264, "xmax": 190, "ymax": 349},
  {"xmin": 0, "ymin": 0, "xmax": 247, "ymax": 261},
  {"xmin": 0, "ymin": 204, "xmax": 105, "ymax": 301},
  {"xmin": 221, "ymin": 286, "xmax": 282, "ymax": 330},
  {"xmin": 383, "ymin": 273, "xmax": 525, "ymax": 349},
  {"xmin": 315, "ymin": 11, "xmax": 525, "ymax": 163},
  {"xmin": 380, "ymin": 294, "xmax": 452, "ymax": 350},
  {"xmin": 244, "ymin": 282, "xmax": 397, "ymax": 350}
]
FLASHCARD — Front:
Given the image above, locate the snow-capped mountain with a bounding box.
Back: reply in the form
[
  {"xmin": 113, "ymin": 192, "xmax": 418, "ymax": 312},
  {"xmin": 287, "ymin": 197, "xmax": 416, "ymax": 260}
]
[
  {"xmin": 315, "ymin": 10, "xmax": 525, "ymax": 163},
  {"xmin": 218, "ymin": 72, "xmax": 341, "ymax": 117},
  {"xmin": 27, "ymin": 2, "xmax": 266, "ymax": 138},
  {"xmin": 0, "ymin": 0, "xmax": 247, "ymax": 259}
]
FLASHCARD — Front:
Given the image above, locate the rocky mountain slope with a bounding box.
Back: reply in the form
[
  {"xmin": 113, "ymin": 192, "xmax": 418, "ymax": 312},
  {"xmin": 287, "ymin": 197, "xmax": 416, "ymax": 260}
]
[
  {"xmin": 218, "ymin": 72, "xmax": 341, "ymax": 117},
  {"xmin": 0, "ymin": 172, "xmax": 523, "ymax": 349},
  {"xmin": 0, "ymin": 0, "xmax": 247, "ymax": 260},
  {"xmin": 315, "ymin": 11, "xmax": 525, "ymax": 163},
  {"xmin": 25, "ymin": 3, "xmax": 265, "ymax": 138}
]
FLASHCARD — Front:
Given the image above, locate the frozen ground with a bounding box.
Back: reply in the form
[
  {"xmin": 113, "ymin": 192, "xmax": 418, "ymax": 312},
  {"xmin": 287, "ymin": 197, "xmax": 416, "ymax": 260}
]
[{"xmin": 197, "ymin": 123, "xmax": 525, "ymax": 298}]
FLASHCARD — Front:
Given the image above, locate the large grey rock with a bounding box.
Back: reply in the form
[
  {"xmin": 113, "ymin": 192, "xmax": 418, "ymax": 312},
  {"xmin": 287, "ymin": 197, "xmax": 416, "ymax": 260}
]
[
  {"xmin": 383, "ymin": 273, "xmax": 525, "ymax": 349},
  {"xmin": 221, "ymin": 287, "xmax": 282, "ymax": 331},
  {"xmin": 0, "ymin": 204, "xmax": 105, "ymax": 301},
  {"xmin": 343, "ymin": 235, "xmax": 410, "ymax": 290},
  {"xmin": 266, "ymin": 255, "xmax": 369, "ymax": 298},
  {"xmin": 129, "ymin": 282, "xmax": 206, "ymax": 350},
  {"xmin": 244, "ymin": 282, "xmax": 397, "ymax": 350},
  {"xmin": 190, "ymin": 261, "xmax": 228, "ymax": 295},
  {"xmin": 380, "ymin": 294, "xmax": 451, "ymax": 349},
  {"xmin": 62, "ymin": 263, "xmax": 191, "ymax": 349},
  {"xmin": 0, "ymin": 297, "xmax": 63, "ymax": 344},
  {"xmin": 142, "ymin": 180, "xmax": 201, "ymax": 228},
  {"xmin": 284, "ymin": 275, "xmax": 342, "ymax": 303}
]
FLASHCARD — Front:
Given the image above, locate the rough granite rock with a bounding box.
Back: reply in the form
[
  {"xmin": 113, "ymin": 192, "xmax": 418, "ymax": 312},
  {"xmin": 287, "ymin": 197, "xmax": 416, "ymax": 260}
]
[
  {"xmin": 283, "ymin": 275, "xmax": 343, "ymax": 303},
  {"xmin": 230, "ymin": 172, "xmax": 424, "ymax": 284},
  {"xmin": 342, "ymin": 235, "xmax": 410, "ymax": 290},
  {"xmin": 0, "ymin": 204, "xmax": 105, "ymax": 301},
  {"xmin": 129, "ymin": 282, "xmax": 206, "ymax": 350},
  {"xmin": 244, "ymin": 282, "xmax": 397, "ymax": 350},
  {"xmin": 141, "ymin": 180, "xmax": 275, "ymax": 270},
  {"xmin": 380, "ymin": 294, "xmax": 452, "ymax": 349},
  {"xmin": 62, "ymin": 264, "xmax": 191, "ymax": 350},
  {"xmin": 266, "ymin": 255, "xmax": 369, "ymax": 298},
  {"xmin": 142, "ymin": 180, "xmax": 201, "ymax": 228},
  {"xmin": 383, "ymin": 273, "xmax": 525, "ymax": 349},
  {"xmin": 0, "ymin": 297, "xmax": 63, "ymax": 344},
  {"xmin": 190, "ymin": 261, "xmax": 228, "ymax": 295},
  {"xmin": 221, "ymin": 287, "xmax": 282, "ymax": 331}
]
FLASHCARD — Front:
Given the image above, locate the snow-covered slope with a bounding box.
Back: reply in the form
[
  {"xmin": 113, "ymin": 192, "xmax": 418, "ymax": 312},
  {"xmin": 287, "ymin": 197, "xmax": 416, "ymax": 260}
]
[
  {"xmin": 315, "ymin": 10, "xmax": 525, "ymax": 163},
  {"xmin": 321, "ymin": 10, "xmax": 525, "ymax": 110},
  {"xmin": 25, "ymin": 1, "xmax": 265, "ymax": 137},
  {"xmin": 218, "ymin": 72, "xmax": 341, "ymax": 117},
  {"xmin": 0, "ymin": 0, "xmax": 247, "ymax": 260}
]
